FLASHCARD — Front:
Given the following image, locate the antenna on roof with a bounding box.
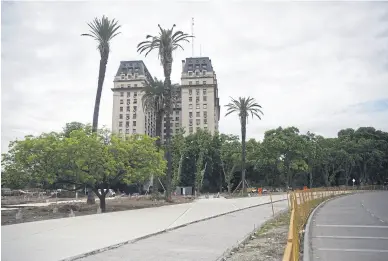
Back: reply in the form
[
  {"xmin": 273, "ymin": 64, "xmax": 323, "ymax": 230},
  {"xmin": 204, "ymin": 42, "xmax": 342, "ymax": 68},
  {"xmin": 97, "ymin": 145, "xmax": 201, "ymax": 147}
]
[{"xmin": 191, "ymin": 17, "xmax": 194, "ymax": 57}]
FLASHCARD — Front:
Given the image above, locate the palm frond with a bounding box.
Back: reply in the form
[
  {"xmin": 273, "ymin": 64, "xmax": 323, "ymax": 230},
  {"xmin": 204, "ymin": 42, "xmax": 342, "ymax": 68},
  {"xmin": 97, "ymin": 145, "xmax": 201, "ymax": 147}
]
[{"xmin": 224, "ymin": 96, "xmax": 264, "ymax": 123}]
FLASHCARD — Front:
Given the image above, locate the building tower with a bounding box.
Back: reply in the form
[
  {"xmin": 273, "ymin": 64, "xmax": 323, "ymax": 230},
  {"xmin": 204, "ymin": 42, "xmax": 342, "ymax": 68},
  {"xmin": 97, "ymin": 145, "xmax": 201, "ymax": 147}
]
[
  {"xmin": 180, "ymin": 57, "xmax": 220, "ymax": 135},
  {"xmin": 112, "ymin": 61, "xmax": 156, "ymax": 137}
]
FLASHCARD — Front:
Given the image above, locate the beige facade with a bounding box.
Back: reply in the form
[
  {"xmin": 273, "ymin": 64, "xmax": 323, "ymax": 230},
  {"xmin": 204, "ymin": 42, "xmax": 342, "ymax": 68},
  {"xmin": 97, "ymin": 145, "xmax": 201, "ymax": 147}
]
[
  {"xmin": 180, "ymin": 57, "xmax": 220, "ymax": 136},
  {"xmin": 111, "ymin": 61, "xmax": 156, "ymax": 137},
  {"xmin": 112, "ymin": 57, "xmax": 220, "ymax": 140}
]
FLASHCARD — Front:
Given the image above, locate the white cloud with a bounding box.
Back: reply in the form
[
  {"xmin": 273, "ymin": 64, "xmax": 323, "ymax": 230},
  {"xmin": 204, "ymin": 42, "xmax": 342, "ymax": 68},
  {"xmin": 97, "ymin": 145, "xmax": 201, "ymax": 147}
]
[{"xmin": 1, "ymin": 1, "xmax": 388, "ymax": 153}]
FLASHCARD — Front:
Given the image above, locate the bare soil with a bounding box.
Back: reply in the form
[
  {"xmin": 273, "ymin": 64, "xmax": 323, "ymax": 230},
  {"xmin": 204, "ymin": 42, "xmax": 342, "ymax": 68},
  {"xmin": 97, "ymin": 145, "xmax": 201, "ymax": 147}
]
[
  {"xmin": 225, "ymin": 211, "xmax": 290, "ymax": 261},
  {"xmin": 1, "ymin": 196, "xmax": 193, "ymax": 226}
]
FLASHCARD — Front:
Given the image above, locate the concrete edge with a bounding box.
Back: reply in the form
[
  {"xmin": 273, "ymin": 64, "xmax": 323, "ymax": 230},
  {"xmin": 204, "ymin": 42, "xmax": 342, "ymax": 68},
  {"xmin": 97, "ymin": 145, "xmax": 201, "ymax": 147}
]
[
  {"xmin": 302, "ymin": 192, "xmax": 355, "ymax": 261},
  {"xmin": 215, "ymin": 208, "xmax": 289, "ymax": 261},
  {"xmin": 62, "ymin": 197, "xmax": 288, "ymax": 261}
]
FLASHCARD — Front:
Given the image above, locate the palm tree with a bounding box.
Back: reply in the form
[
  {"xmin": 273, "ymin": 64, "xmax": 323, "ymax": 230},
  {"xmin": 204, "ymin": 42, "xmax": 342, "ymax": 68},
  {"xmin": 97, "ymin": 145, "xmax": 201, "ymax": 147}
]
[
  {"xmin": 225, "ymin": 97, "xmax": 264, "ymax": 194},
  {"xmin": 137, "ymin": 24, "xmax": 192, "ymax": 201},
  {"xmin": 82, "ymin": 16, "xmax": 121, "ymax": 204}
]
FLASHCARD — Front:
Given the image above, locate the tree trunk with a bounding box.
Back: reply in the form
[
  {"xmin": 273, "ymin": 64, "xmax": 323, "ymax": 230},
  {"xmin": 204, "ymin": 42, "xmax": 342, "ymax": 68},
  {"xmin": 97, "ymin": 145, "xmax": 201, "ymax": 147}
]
[
  {"xmin": 92, "ymin": 58, "xmax": 108, "ymax": 133},
  {"xmin": 163, "ymin": 61, "xmax": 173, "ymax": 202},
  {"xmin": 100, "ymin": 194, "xmax": 106, "ymax": 213},
  {"xmin": 87, "ymin": 188, "xmax": 95, "ymax": 205},
  {"xmin": 241, "ymin": 118, "xmax": 247, "ymax": 194}
]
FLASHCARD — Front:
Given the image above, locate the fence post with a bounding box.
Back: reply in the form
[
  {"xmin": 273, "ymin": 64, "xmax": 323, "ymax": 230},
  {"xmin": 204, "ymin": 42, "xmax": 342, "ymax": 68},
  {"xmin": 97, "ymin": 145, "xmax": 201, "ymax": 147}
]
[{"xmin": 269, "ymin": 191, "xmax": 275, "ymax": 217}]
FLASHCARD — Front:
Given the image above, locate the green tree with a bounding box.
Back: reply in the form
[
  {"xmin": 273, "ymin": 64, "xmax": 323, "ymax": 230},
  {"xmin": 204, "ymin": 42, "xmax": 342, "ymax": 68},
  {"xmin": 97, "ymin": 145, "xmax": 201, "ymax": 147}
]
[
  {"xmin": 2, "ymin": 128, "xmax": 166, "ymax": 212},
  {"xmin": 82, "ymin": 16, "xmax": 121, "ymax": 204},
  {"xmin": 220, "ymin": 134, "xmax": 241, "ymax": 193},
  {"xmin": 225, "ymin": 97, "xmax": 263, "ymax": 193},
  {"xmin": 137, "ymin": 24, "xmax": 192, "ymax": 201},
  {"xmin": 63, "ymin": 122, "xmax": 87, "ymax": 138}
]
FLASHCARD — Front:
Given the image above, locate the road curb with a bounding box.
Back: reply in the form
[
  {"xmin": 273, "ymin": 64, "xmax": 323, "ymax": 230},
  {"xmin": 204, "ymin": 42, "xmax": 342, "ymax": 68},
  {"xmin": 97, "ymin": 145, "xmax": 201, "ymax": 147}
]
[
  {"xmin": 302, "ymin": 193, "xmax": 353, "ymax": 261},
  {"xmin": 62, "ymin": 197, "xmax": 288, "ymax": 261}
]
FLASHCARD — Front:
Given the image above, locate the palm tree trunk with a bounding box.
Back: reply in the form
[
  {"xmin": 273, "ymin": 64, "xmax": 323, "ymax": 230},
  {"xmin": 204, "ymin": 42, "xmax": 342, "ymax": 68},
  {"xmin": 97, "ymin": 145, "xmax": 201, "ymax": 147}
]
[
  {"xmin": 163, "ymin": 61, "xmax": 173, "ymax": 202},
  {"xmin": 241, "ymin": 118, "xmax": 247, "ymax": 194},
  {"xmin": 88, "ymin": 57, "xmax": 107, "ymax": 205}
]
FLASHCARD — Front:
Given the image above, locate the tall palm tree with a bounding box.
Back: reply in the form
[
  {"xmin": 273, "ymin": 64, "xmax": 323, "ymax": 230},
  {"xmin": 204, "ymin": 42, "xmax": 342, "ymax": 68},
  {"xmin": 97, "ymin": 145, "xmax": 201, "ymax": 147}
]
[
  {"xmin": 137, "ymin": 24, "xmax": 192, "ymax": 201},
  {"xmin": 225, "ymin": 97, "xmax": 263, "ymax": 194},
  {"xmin": 82, "ymin": 16, "xmax": 121, "ymax": 204}
]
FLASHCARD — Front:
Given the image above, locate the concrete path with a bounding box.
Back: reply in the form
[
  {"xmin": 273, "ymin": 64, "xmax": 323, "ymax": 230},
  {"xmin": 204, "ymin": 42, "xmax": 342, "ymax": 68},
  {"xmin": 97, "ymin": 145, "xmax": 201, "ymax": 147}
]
[
  {"xmin": 1, "ymin": 194, "xmax": 287, "ymax": 261},
  {"xmin": 79, "ymin": 200, "xmax": 289, "ymax": 261},
  {"xmin": 307, "ymin": 191, "xmax": 388, "ymax": 261}
]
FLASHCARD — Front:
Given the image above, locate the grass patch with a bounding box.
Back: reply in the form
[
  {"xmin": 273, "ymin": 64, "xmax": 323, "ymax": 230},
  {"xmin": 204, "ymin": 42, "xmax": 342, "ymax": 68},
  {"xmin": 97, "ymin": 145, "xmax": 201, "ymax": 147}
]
[{"xmin": 256, "ymin": 210, "xmax": 290, "ymax": 236}]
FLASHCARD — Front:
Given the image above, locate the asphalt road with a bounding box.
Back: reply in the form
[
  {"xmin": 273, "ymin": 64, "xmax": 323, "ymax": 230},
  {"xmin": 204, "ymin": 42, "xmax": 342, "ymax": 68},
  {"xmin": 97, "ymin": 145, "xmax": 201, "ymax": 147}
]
[
  {"xmin": 79, "ymin": 200, "xmax": 288, "ymax": 261},
  {"xmin": 309, "ymin": 191, "xmax": 388, "ymax": 261}
]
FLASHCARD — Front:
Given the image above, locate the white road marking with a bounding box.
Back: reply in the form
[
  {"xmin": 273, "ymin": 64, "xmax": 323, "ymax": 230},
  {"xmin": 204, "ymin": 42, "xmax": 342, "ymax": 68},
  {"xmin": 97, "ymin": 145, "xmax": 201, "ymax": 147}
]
[
  {"xmin": 315, "ymin": 235, "xmax": 388, "ymax": 240},
  {"xmin": 316, "ymin": 224, "xmax": 388, "ymax": 228},
  {"xmin": 317, "ymin": 248, "xmax": 388, "ymax": 253}
]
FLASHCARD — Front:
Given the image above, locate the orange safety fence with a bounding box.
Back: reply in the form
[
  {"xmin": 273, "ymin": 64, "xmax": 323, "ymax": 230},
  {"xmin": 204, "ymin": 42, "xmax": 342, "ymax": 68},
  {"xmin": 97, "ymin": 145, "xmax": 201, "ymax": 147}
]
[{"xmin": 282, "ymin": 185, "xmax": 387, "ymax": 261}]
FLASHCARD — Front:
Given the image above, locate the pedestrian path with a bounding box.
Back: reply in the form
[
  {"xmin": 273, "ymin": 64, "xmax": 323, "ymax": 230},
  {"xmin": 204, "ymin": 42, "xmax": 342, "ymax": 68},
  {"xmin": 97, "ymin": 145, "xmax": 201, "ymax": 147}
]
[{"xmin": 1, "ymin": 194, "xmax": 287, "ymax": 261}]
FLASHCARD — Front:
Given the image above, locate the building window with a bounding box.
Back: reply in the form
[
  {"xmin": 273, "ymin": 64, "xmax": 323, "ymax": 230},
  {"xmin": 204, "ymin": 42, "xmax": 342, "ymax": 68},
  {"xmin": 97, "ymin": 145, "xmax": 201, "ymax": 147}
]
[
  {"xmin": 189, "ymin": 119, "xmax": 193, "ymax": 126},
  {"xmin": 195, "ymin": 81, "xmax": 199, "ymax": 85},
  {"xmin": 127, "ymin": 99, "xmax": 130, "ymax": 105},
  {"xmin": 176, "ymin": 129, "xmax": 179, "ymax": 133},
  {"xmin": 203, "ymin": 89, "xmax": 207, "ymax": 95},
  {"xmin": 134, "ymin": 92, "xmax": 137, "ymax": 97},
  {"xmin": 195, "ymin": 71, "xmax": 199, "ymax": 76},
  {"xmin": 133, "ymin": 121, "xmax": 136, "ymax": 127},
  {"xmin": 204, "ymin": 126, "xmax": 208, "ymax": 131},
  {"xmin": 196, "ymin": 111, "xmax": 200, "ymax": 117},
  {"xmin": 133, "ymin": 106, "xmax": 137, "ymax": 111},
  {"xmin": 119, "ymin": 114, "xmax": 123, "ymax": 119},
  {"xmin": 196, "ymin": 89, "xmax": 200, "ymax": 96},
  {"xmin": 120, "ymin": 107, "xmax": 123, "ymax": 112},
  {"xmin": 126, "ymin": 114, "xmax": 130, "ymax": 120},
  {"xmin": 189, "ymin": 81, "xmax": 192, "ymax": 85},
  {"xmin": 119, "ymin": 121, "xmax": 123, "ymax": 127},
  {"xmin": 126, "ymin": 106, "xmax": 130, "ymax": 112},
  {"xmin": 189, "ymin": 72, "xmax": 193, "ymax": 76},
  {"xmin": 196, "ymin": 127, "xmax": 200, "ymax": 131},
  {"xmin": 121, "ymin": 84, "xmax": 124, "ymax": 88},
  {"xmin": 203, "ymin": 71, "xmax": 206, "ymax": 75},
  {"xmin": 203, "ymin": 81, "xmax": 207, "ymax": 85},
  {"xmin": 203, "ymin": 104, "xmax": 207, "ymax": 109},
  {"xmin": 120, "ymin": 92, "xmax": 124, "ymax": 97},
  {"xmin": 189, "ymin": 89, "xmax": 192, "ymax": 95},
  {"xmin": 120, "ymin": 99, "xmax": 124, "ymax": 104},
  {"xmin": 189, "ymin": 112, "xmax": 193, "ymax": 118},
  {"xmin": 175, "ymin": 123, "xmax": 179, "ymax": 127},
  {"xmin": 119, "ymin": 129, "xmax": 123, "ymax": 134},
  {"xmin": 126, "ymin": 121, "xmax": 129, "ymax": 127},
  {"xmin": 133, "ymin": 113, "xmax": 137, "ymax": 119},
  {"xmin": 175, "ymin": 116, "xmax": 179, "ymax": 121},
  {"xmin": 127, "ymin": 92, "xmax": 130, "ymax": 97},
  {"xmin": 196, "ymin": 97, "xmax": 200, "ymax": 103},
  {"xmin": 189, "ymin": 97, "xmax": 192, "ymax": 102},
  {"xmin": 196, "ymin": 104, "xmax": 200, "ymax": 109},
  {"xmin": 127, "ymin": 84, "xmax": 131, "ymax": 88},
  {"xmin": 189, "ymin": 104, "xmax": 193, "ymax": 109},
  {"xmin": 121, "ymin": 75, "xmax": 125, "ymax": 80},
  {"xmin": 134, "ymin": 99, "xmax": 137, "ymax": 104},
  {"xmin": 134, "ymin": 84, "xmax": 138, "ymax": 87},
  {"xmin": 203, "ymin": 96, "xmax": 207, "ymax": 102},
  {"xmin": 134, "ymin": 74, "xmax": 138, "ymax": 79},
  {"xmin": 204, "ymin": 111, "xmax": 207, "ymax": 118},
  {"xmin": 133, "ymin": 129, "xmax": 137, "ymax": 134},
  {"xmin": 125, "ymin": 129, "xmax": 130, "ymax": 134},
  {"xmin": 204, "ymin": 119, "xmax": 208, "ymax": 124},
  {"xmin": 196, "ymin": 119, "xmax": 200, "ymax": 125},
  {"xmin": 189, "ymin": 127, "xmax": 193, "ymax": 133}
]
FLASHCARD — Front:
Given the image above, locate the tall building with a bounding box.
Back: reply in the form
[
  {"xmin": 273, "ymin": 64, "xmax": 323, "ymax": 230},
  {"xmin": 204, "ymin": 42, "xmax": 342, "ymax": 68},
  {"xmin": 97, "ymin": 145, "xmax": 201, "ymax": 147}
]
[
  {"xmin": 111, "ymin": 61, "xmax": 156, "ymax": 137},
  {"xmin": 180, "ymin": 57, "xmax": 220, "ymax": 135},
  {"xmin": 112, "ymin": 57, "xmax": 220, "ymax": 139}
]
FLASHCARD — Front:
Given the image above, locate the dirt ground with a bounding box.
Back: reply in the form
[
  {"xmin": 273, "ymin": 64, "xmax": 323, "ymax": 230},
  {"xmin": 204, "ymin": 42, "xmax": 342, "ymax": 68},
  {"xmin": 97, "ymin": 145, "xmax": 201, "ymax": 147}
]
[
  {"xmin": 1, "ymin": 196, "xmax": 193, "ymax": 226},
  {"xmin": 225, "ymin": 211, "xmax": 290, "ymax": 261}
]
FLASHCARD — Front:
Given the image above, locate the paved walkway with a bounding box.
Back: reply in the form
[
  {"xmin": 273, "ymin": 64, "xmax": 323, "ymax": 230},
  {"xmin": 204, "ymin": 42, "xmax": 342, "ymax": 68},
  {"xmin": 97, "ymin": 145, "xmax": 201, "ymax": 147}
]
[
  {"xmin": 1, "ymin": 194, "xmax": 287, "ymax": 261},
  {"xmin": 80, "ymin": 200, "xmax": 288, "ymax": 261},
  {"xmin": 307, "ymin": 192, "xmax": 388, "ymax": 261}
]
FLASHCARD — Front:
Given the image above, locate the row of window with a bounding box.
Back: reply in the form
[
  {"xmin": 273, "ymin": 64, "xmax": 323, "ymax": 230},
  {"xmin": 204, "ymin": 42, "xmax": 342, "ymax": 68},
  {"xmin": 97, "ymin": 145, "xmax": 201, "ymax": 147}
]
[
  {"xmin": 189, "ymin": 96, "xmax": 207, "ymax": 102},
  {"xmin": 189, "ymin": 111, "xmax": 207, "ymax": 118},
  {"xmin": 189, "ymin": 118, "xmax": 208, "ymax": 126},
  {"xmin": 119, "ymin": 121, "xmax": 136, "ymax": 127},
  {"xmin": 119, "ymin": 106, "xmax": 137, "ymax": 112},
  {"xmin": 188, "ymin": 80, "xmax": 207, "ymax": 85},
  {"xmin": 120, "ymin": 91, "xmax": 138, "ymax": 97},
  {"xmin": 189, "ymin": 104, "xmax": 207, "ymax": 109},
  {"xmin": 188, "ymin": 71, "xmax": 206, "ymax": 77},
  {"xmin": 120, "ymin": 99, "xmax": 137, "ymax": 105},
  {"xmin": 189, "ymin": 88, "xmax": 207, "ymax": 96},
  {"xmin": 120, "ymin": 73, "xmax": 139, "ymax": 80},
  {"xmin": 119, "ymin": 114, "xmax": 136, "ymax": 120},
  {"xmin": 118, "ymin": 128, "xmax": 137, "ymax": 134},
  {"xmin": 189, "ymin": 126, "xmax": 207, "ymax": 134}
]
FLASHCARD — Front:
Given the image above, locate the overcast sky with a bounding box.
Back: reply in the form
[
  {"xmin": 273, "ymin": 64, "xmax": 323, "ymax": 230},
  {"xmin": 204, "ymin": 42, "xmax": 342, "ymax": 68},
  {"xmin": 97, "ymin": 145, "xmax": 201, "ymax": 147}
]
[{"xmin": 2, "ymin": 1, "xmax": 388, "ymax": 153}]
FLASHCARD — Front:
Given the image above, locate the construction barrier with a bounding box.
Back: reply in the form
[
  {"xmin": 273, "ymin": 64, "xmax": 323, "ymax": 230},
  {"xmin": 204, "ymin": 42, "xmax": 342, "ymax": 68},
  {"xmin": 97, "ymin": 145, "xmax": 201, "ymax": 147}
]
[{"xmin": 282, "ymin": 185, "xmax": 387, "ymax": 261}]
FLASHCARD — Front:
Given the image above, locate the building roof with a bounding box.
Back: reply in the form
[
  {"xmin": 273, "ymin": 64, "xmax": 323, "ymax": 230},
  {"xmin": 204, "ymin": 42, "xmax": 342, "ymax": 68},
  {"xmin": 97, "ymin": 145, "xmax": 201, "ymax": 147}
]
[
  {"xmin": 182, "ymin": 57, "xmax": 214, "ymax": 73},
  {"xmin": 115, "ymin": 60, "xmax": 153, "ymax": 83}
]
